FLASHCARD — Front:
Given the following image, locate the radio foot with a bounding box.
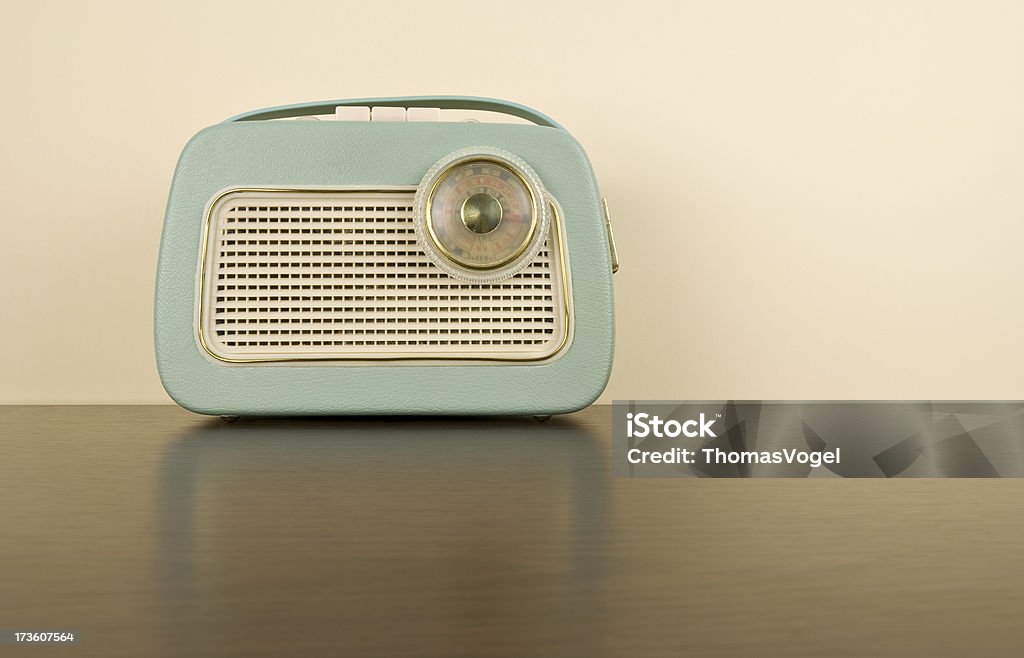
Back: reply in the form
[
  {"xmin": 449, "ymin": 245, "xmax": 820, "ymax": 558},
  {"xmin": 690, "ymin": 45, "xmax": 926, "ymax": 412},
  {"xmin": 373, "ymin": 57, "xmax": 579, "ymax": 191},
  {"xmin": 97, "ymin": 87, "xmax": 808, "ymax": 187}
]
[
  {"xmin": 533, "ymin": 415, "xmax": 552, "ymax": 423},
  {"xmin": 220, "ymin": 415, "xmax": 240, "ymax": 423}
]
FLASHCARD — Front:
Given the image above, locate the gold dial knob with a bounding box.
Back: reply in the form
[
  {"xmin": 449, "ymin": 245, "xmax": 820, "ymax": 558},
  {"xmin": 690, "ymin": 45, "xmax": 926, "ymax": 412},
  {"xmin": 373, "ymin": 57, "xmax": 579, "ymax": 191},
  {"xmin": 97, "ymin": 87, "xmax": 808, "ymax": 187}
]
[{"xmin": 461, "ymin": 193, "xmax": 503, "ymax": 234}]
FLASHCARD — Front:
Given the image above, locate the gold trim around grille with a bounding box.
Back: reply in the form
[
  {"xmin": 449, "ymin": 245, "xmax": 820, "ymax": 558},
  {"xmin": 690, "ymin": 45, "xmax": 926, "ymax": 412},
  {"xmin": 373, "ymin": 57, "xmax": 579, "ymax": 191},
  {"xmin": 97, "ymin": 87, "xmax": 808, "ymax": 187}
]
[{"xmin": 195, "ymin": 187, "xmax": 574, "ymax": 365}]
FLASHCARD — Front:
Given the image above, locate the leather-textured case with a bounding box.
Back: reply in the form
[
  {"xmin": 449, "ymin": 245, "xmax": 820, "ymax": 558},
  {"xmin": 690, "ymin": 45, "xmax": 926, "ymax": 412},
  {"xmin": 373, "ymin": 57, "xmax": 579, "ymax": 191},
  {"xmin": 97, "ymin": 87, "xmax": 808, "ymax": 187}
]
[{"xmin": 155, "ymin": 97, "xmax": 616, "ymax": 416}]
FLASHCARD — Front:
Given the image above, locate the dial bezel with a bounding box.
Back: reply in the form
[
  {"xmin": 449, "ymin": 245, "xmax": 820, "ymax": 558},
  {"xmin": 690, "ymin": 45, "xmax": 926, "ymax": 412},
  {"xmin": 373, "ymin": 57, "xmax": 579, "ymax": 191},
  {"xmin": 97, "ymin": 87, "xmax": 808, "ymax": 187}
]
[{"xmin": 414, "ymin": 147, "xmax": 550, "ymax": 283}]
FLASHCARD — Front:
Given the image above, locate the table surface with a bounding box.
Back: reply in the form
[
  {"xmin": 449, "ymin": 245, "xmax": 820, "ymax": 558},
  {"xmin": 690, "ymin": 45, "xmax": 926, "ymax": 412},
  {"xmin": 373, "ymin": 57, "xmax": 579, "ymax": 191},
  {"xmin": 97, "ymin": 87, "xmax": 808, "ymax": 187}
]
[{"xmin": 1, "ymin": 405, "xmax": 1022, "ymax": 657}]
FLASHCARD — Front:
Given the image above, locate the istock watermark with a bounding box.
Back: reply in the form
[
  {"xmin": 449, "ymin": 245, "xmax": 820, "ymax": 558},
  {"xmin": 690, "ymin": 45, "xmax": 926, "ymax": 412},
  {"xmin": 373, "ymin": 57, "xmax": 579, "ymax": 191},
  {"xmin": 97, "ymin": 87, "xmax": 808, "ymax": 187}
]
[
  {"xmin": 626, "ymin": 411, "xmax": 718, "ymax": 439},
  {"xmin": 612, "ymin": 401, "xmax": 1024, "ymax": 478}
]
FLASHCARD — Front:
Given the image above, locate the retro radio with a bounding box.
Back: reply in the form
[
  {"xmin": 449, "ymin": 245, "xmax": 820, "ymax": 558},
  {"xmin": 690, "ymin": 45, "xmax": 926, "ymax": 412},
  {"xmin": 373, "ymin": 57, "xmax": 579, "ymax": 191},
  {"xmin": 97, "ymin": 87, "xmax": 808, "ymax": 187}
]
[{"xmin": 155, "ymin": 97, "xmax": 618, "ymax": 416}]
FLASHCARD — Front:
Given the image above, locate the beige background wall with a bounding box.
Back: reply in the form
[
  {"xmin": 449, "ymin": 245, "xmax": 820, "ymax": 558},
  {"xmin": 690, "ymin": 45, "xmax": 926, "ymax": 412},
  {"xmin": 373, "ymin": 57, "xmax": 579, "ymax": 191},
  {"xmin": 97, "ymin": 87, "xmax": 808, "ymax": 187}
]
[{"xmin": 1, "ymin": 1, "xmax": 1022, "ymax": 404}]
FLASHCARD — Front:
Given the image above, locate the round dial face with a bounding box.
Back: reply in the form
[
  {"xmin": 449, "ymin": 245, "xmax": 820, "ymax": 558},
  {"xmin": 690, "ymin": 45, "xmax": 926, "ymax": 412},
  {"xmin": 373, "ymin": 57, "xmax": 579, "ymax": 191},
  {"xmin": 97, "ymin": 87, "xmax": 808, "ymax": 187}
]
[
  {"xmin": 415, "ymin": 147, "xmax": 550, "ymax": 284},
  {"xmin": 426, "ymin": 161, "xmax": 537, "ymax": 269}
]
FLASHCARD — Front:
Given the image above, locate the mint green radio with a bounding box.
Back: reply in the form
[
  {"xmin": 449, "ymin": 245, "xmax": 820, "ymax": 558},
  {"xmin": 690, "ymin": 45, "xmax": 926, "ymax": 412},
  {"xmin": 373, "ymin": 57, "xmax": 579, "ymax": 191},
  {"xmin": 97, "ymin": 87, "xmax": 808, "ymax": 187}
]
[{"xmin": 155, "ymin": 97, "xmax": 617, "ymax": 416}]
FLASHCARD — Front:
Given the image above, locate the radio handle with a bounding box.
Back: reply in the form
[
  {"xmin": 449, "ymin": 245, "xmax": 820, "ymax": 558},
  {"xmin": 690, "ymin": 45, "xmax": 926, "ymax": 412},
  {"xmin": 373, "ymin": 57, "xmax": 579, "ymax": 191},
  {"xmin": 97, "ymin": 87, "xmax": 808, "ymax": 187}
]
[{"xmin": 224, "ymin": 96, "xmax": 564, "ymax": 130}]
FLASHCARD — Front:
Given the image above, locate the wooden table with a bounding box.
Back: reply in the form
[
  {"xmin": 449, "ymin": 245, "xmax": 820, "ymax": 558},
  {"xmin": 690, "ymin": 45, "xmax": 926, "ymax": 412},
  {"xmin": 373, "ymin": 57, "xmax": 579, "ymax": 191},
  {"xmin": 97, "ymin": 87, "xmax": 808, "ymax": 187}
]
[{"xmin": 1, "ymin": 406, "xmax": 1021, "ymax": 656}]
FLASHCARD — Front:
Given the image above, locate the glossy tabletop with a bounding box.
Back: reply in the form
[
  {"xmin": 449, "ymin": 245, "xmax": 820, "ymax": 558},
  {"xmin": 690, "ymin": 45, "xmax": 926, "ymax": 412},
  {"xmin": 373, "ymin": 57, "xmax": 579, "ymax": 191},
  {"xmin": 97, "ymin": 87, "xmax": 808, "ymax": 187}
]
[{"xmin": 1, "ymin": 406, "xmax": 1022, "ymax": 657}]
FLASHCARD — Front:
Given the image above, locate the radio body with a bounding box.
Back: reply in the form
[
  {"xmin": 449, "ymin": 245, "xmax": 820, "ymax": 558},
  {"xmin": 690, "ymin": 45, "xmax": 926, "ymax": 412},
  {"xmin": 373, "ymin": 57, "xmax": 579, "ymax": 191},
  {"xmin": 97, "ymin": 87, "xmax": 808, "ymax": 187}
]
[{"xmin": 155, "ymin": 97, "xmax": 616, "ymax": 416}]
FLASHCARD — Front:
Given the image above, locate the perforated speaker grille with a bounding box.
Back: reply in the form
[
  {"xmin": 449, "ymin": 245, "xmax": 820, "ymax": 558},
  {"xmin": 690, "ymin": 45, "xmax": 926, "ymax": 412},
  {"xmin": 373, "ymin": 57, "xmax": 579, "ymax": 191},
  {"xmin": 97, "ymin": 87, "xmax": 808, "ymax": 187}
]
[{"xmin": 198, "ymin": 189, "xmax": 571, "ymax": 363}]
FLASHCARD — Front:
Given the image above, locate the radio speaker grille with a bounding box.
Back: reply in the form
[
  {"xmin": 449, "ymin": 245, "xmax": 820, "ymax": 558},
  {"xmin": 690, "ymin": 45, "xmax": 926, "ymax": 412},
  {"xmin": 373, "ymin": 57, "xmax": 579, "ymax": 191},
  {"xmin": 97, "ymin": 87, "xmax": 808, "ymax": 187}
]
[{"xmin": 198, "ymin": 190, "xmax": 571, "ymax": 362}]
